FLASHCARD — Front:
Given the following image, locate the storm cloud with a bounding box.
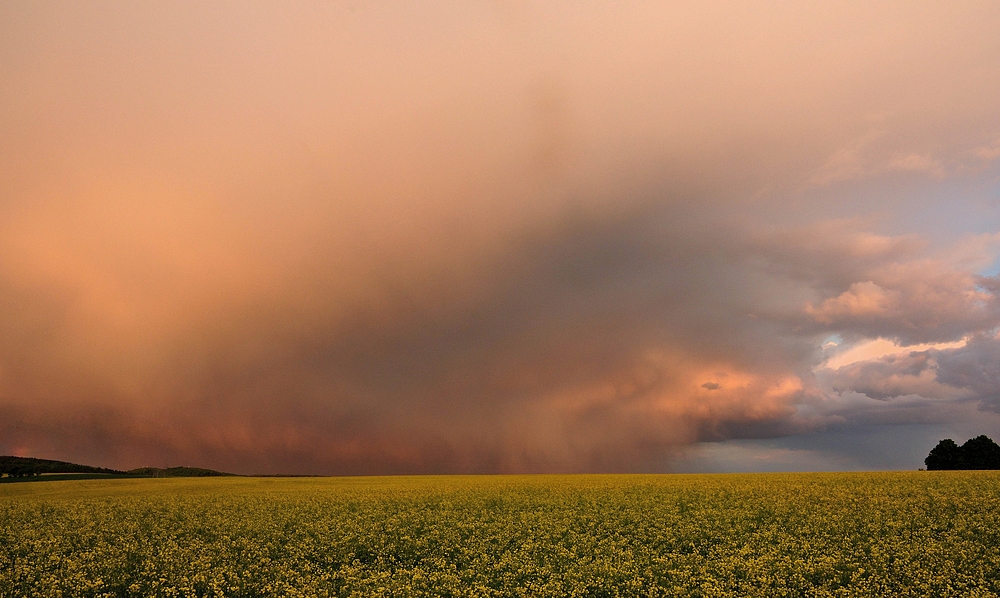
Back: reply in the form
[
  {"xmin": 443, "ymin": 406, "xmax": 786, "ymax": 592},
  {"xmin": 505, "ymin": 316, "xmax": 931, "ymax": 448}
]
[
  {"xmin": 3, "ymin": 2, "xmax": 1000, "ymax": 473},
  {"xmin": 827, "ymin": 334, "xmax": 1000, "ymax": 412}
]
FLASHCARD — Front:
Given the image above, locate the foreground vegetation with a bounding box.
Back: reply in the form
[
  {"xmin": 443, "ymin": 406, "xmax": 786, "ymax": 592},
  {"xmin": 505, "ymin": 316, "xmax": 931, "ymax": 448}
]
[{"xmin": 2, "ymin": 472, "xmax": 1000, "ymax": 597}]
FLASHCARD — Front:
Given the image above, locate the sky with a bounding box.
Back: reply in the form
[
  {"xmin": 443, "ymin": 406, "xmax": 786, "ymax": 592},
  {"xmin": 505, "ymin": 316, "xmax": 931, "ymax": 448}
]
[{"xmin": 3, "ymin": 2, "xmax": 1000, "ymax": 474}]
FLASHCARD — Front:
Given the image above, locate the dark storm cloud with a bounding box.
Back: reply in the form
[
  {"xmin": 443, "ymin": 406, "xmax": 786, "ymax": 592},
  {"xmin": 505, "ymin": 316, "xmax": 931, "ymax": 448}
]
[
  {"xmin": 11, "ymin": 195, "xmax": 993, "ymax": 473},
  {"xmin": 2, "ymin": 191, "xmax": 999, "ymax": 473},
  {"xmin": 3, "ymin": 199, "xmax": 827, "ymax": 472}
]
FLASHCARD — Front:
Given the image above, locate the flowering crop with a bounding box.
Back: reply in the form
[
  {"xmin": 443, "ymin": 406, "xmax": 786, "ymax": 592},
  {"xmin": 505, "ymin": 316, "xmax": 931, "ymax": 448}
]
[{"xmin": 2, "ymin": 472, "xmax": 1000, "ymax": 596}]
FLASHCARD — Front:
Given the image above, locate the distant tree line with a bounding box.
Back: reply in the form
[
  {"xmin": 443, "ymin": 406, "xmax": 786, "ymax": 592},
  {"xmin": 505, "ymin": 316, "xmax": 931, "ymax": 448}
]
[
  {"xmin": 925, "ymin": 435, "xmax": 1000, "ymax": 470},
  {"xmin": 0, "ymin": 462, "xmax": 39, "ymax": 478},
  {"xmin": 0, "ymin": 456, "xmax": 124, "ymax": 478},
  {"xmin": 1, "ymin": 456, "xmax": 234, "ymax": 480},
  {"xmin": 128, "ymin": 467, "xmax": 232, "ymax": 477}
]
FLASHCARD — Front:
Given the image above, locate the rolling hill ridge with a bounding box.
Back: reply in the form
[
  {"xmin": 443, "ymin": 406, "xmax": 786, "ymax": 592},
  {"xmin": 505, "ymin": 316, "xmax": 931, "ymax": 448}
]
[{"xmin": 0, "ymin": 456, "xmax": 232, "ymax": 479}]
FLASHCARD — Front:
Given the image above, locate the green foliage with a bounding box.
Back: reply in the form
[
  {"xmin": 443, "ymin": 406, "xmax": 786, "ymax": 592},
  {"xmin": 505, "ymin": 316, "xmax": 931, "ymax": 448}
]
[{"xmin": 2, "ymin": 472, "xmax": 1000, "ymax": 596}]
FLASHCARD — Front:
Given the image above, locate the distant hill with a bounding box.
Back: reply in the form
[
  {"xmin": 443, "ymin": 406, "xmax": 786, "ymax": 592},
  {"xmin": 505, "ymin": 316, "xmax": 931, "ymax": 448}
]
[
  {"xmin": 127, "ymin": 466, "xmax": 233, "ymax": 477},
  {"xmin": 1, "ymin": 456, "xmax": 234, "ymax": 480},
  {"xmin": 0, "ymin": 455, "xmax": 125, "ymax": 478}
]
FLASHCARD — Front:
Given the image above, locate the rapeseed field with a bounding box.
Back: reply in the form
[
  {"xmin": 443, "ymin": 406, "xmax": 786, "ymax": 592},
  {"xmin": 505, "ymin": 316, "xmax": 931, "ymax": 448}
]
[{"xmin": 2, "ymin": 472, "xmax": 999, "ymax": 597}]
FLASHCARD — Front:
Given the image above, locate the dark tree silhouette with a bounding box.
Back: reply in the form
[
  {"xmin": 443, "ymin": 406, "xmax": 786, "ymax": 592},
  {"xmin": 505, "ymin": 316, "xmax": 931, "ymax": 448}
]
[
  {"xmin": 925, "ymin": 435, "xmax": 1000, "ymax": 470},
  {"xmin": 925, "ymin": 439, "xmax": 963, "ymax": 470},
  {"xmin": 0, "ymin": 456, "xmax": 124, "ymax": 478},
  {"xmin": 1, "ymin": 456, "xmax": 232, "ymax": 480},
  {"xmin": 962, "ymin": 435, "xmax": 1000, "ymax": 469}
]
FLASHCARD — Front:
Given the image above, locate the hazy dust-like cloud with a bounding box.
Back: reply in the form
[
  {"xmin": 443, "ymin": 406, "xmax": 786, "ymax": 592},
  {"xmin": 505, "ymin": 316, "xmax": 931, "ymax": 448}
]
[{"xmin": 2, "ymin": 2, "xmax": 1000, "ymax": 472}]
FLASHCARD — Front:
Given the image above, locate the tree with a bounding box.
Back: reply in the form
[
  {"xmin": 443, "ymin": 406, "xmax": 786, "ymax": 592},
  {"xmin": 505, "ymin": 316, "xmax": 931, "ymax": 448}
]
[
  {"xmin": 925, "ymin": 435, "xmax": 1000, "ymax": 470},
  {"xmin": 961, "ymin": 435, "xmax": 1000, "ymax": 469},
  {"xmin": 925, "ymin": 439, "xmax": 963, "ymax": 470}
]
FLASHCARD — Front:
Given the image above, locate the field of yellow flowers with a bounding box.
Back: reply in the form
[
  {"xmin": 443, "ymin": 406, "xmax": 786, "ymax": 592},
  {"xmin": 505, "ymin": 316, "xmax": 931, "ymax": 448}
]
[{"xmin": 3, "ymin": 472, "xmax": 1000, "ymax": 597}]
